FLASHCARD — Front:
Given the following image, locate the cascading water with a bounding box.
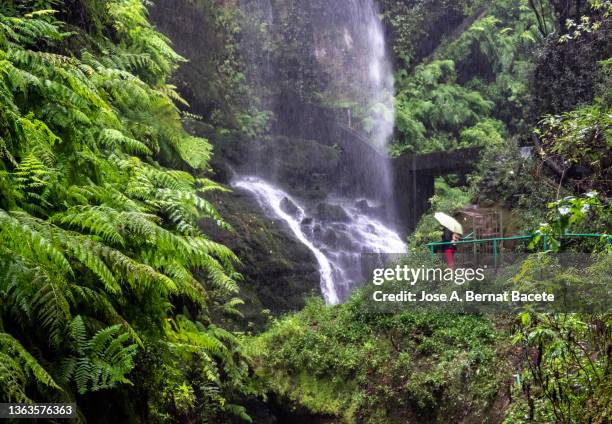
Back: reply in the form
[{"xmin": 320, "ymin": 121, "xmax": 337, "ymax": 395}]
[
  {"xmin": 233, "ymin": 177, "xmax": 338, "ymax": 304},
  {"xmin": 233, "ymin": 176, "xmax": 405, "ymax": 304},
  {"xmin": 342, "ymin": 0, "xmax": 396, "ymax": 151},
  {"xmin": 233, "ymin": 0, "xmax": 405, "ymax": 303}
]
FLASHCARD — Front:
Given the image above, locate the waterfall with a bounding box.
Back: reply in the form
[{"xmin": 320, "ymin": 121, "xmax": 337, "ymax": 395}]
[
  {"xmin": 334, "ymin": 0, "xmax": 396, "ymax": 219},
  {"xmin": 233, "ymin": 177, "xmax": 339, "ymax": 304},
  {"xmin": 344, "ymin": 0, "xmax": 395, "ymax": 151},
  {"xmin": 233, "ymin": 176, "xmax": 405, "ymax": 304},
  {"xmin": 233, "ymin": 0, "xmax": 405, "ymax": 303}
]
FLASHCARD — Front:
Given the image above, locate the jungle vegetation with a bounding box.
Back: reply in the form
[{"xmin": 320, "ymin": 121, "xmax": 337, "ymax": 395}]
[
  {"xmin": 0, "ymin": 0, "xmax": 253, "ymax": 422},
  {"xmin": 0, "ymin": 0, "xmax": 610, "ymax": 423}
]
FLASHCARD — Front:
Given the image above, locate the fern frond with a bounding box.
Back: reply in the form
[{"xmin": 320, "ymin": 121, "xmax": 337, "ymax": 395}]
[
  {"xmin": 0, "ymin": 332, "xmax": 60, "ymax": 402},
  {"xmin": 58, "ymin": 318, "xmax": 137, "ymax": 394},
  {"xmin": 0, "ymin": 209, "xmax": 73, "ymax": 276},
  {"xmin": 51, "ymin": 205, "xmax": 125, "ymax": 245},
  {"xmin": 221, "ymin": 297, "xmax": 245, "ymax": 319},
  {"xmin": 99, "ymin": 128, "xmax": 152, "ymax": 155},
  {"xmin": 0, "ymin": 4, "xmax": 245, "ymax": 416}
]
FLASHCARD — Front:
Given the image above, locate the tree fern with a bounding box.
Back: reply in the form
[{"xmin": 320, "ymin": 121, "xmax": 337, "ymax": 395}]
[
  {"xmin": 0, "ymin": 210, "xmax": 73, "ymax": 275},
  {"xmin": 0, "ymin": 2, "xmax": 249, "ymax": 418}
]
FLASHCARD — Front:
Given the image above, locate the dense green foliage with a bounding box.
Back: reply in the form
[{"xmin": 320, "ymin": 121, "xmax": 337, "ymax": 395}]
[
  {"xmin": 507, "ymin": 307, "xmax": 611, "ymax": 423},
  {"xmin": 150, "ymin": 0, "xmax": 272, "ymax": 138},
  {"xmin": 0, "ymin": 1, "xmax": 255, "ymax": 421},
  {"xmin": 502, "ymin": 251, "xmax": 610, "ymax": 422},
  {"xmin": 387, "ymin": 0, "xmax": 543, "ymax": 154},
  {"xmin": 386, "ymin": 0, "xmax": 609, "ymax": 157},
  {"xmin": 247, "ymin": 297, "xmax": 506, "ymax": 423},
  {"xmin": 392, "ymin": 60, "xmax": 504, "ymax": 154}
]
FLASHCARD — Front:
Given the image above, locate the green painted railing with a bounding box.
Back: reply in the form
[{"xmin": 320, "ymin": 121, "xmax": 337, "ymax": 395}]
[{"xmin": 426, "ymin": 233, "xmax": 611, "ymax": 266}]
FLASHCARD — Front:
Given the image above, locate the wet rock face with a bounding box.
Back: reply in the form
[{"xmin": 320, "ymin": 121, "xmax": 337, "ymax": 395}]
[
  {"xmin": 314, "ymin": 203, "xmax": 350, "ymax": 222},
  {"xmin": 198, "ymin": 190, "xmax": 320, "ymax": 329},
  {"xmin": 321, "ymin": 229, "xmax": 338, "ymax": 248},
  {"xmin": 355, "ymin": 199, "xmax": 371, "ymax": 212},
  {"xmin": 300, "ymin": 217, "xmax": 314, "ymax": 238},
  {"xmin": 280, "ymin": 197, "xmax": 301, "ymax": 218},
  {"xmin": 209, "ymin": 132, "xmax": 341, "ymax": 200},
  {"xmin": 355, "ymin": 198, "xmax": 386, "ymax": 219}
]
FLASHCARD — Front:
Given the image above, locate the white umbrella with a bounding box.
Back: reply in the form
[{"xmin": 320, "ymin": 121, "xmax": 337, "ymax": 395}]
[{"xmin": 434, "ymin": 212, "xmax": 463, "ymax": 235}]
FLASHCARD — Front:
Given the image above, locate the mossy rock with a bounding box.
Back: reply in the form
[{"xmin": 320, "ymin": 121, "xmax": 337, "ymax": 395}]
[{"xmin": 199, "ymin": 189, "xmax": 321, "ymax": 331}]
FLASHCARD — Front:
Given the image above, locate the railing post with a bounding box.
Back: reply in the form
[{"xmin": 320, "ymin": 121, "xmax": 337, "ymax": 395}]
[{"xmin": 493, "ymin": 239, "xmax": 497, "ymax": 268}]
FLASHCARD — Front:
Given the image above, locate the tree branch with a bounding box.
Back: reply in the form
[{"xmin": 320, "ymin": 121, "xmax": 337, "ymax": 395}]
[{"xmin": 532, "ymin": 134, "xmax": 566, "ymax": 177}]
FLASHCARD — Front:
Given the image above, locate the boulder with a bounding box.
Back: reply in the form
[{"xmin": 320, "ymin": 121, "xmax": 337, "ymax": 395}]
[
  {"xmin": 355, "ymin": 199, "xmax": 372, "ymax": 212},
  {"xmin": 315, "ymin": 202, "xmax": 350, "ymax": 222},
  {"xmin": 322, "ymin": 229, "xmax": 338, "ymax": 248},
  {"xmin": 280, "ymin": 196, "xmax": 300, "ymax": 218},
  {"xmin": 301, "ymin": 217, "xmax": 313, "ymax": 226},
  {"xmin": 355, "ymin": 198, "xmax": 386, "ymax": 218}
]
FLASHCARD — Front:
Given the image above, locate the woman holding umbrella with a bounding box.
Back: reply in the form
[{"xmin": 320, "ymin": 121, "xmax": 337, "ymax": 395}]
[{"xmin": 434, "ymin": 212, "xmax": 463, "ymax": 267}]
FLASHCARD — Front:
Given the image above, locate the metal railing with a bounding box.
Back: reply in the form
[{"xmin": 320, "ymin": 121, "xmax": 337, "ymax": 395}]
[{"xmin": 426, "ymin": 233, "xmax": 611, "ymax": 266}]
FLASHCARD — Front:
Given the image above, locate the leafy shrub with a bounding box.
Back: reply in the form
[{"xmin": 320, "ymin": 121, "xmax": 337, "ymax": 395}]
[
  {"xmin": 246, "ymin": 295, "xmax": 506, "ymax": 423},
  {"xmin": 535, "ymin": 97, "xmax": 612, "ymax": 193},
  {"xmin": 507, "ymin": 255, "xmax": 612, "ymax": 423},
  {"xmin": 392, "ymin": 60, "xmax": 496, "ymax": 154}
]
